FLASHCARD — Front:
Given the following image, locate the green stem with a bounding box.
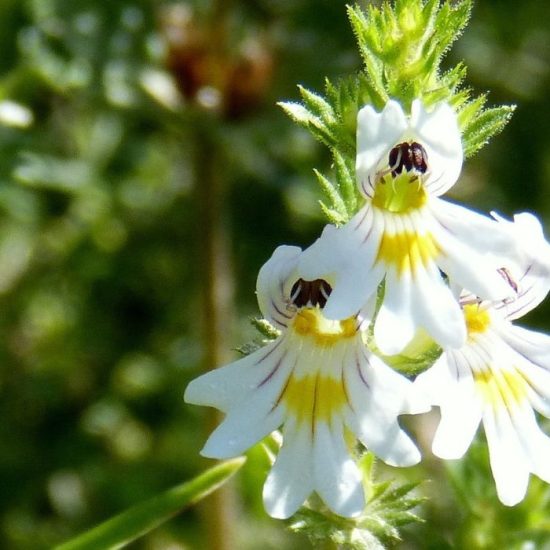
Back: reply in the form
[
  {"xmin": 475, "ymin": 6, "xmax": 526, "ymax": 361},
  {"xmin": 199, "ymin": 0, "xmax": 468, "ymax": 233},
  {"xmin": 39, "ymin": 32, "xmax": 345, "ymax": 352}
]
[{"xmin": 194, "ymin": 120, "xmax": 237, "ymax": 550}]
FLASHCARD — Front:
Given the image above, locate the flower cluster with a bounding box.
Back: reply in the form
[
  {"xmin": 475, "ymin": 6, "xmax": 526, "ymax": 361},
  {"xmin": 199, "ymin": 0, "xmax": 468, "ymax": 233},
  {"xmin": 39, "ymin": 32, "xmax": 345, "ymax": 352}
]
[{"xmin": 185, "ymin": 99, "xmax": 550, "ymax": 518}]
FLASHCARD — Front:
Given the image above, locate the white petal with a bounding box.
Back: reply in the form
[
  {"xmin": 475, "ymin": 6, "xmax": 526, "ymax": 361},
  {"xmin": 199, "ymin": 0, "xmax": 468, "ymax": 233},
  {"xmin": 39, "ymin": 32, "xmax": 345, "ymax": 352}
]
[
  {"xmin": 374, "ymin": 270, "xmax": 415, "ymax": 354},
  {"xmin": 509, "ymin": 401, "xmax": 550, "ymax": 484},
  {"xmin": 184, "ymin": 338, "xmax": 288, "ymax": 413},
  {"xmin": 433, "ymin": 198, "xmax": 521, "ymax": 258},
  {"xmin": 413, "ymin": 356, "xmax": 453, "ymax": 405},
  {"xmin": 484, "ymin": 405, "xmax": 530, "ymax": 506},
  {"xmin": 500, "ymin": 324, "xmax": 550, "ymax": 371},
  {"xmin": 263, "ymin": 421, "xmax": 314, "ymax": 519},
  {"xmin": 410, "ymin": 100, "xmax": 463, "ymax": 196},
  {"xmin": 433, "ymin": 385, "xmax": 481, "ymax": 459},
  {"xmin": 416, "ymin": 353, "xmax": 481, "ymax": 458},
  {"xmin": 344, "ymin": 353, "xmax": 422, "ymax": 466},
  {"xmin": 496, "ymin": 274, "xmax": 550, "ymax": 321},
  {"xmin": 324, "ymin": 263, "xmax": 384, "ymax": 321},
  {"xmin": 313, "ymin": 419, "xmax": 364, "ymax": 517},
  {"xmin": 298, "ymin": 206, "xmax": 385, "ymax": 320},
  {"xmin": 507, "ymin": 358, "xmax": 550, "ymax": 417},
  {"xmin": 431, "ymin": 201, "xmax": 515, "ymax": 301},
  {"xmin": 201, "ymin": 396, "xmax": 285, "ymax": 458},
  {"xmin": 297, "ymin": 223, "xmax": 343, "ymax": 279},
  {"xmin": 491, "ymin": 210, "xmax": 550, "ymax": 315},
  {"xmin": 356, "ymin": 100, "xmax": 408, "ymax": 193},
  {"xmin": 256, "ymin": 245, "xmax": 302, "ymax": 328},
  {"xmin": 409, "ymin": 262, "xmax": 466, "ymax": 350},
  {"xmin": 493, "ymin": 211, "xmax": 550, "ymax": 292}
]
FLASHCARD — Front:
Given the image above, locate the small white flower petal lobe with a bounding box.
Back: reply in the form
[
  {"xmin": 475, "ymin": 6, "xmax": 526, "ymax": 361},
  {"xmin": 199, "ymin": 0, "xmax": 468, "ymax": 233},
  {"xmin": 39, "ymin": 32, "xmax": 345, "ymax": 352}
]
[
  {"xmin": 497, "ymin": 278, "xmax": 550, "ymax": 322},
  {"xmin": 494, "ymin": 211, "xmax": 550, "ymax": 274},
  {"xmin": 409, "ymin": 264, "xmax": 466, "ymax": 350},
  {"xmin": 489, "ymin": 211, "xmax": 550, "ymax": 319},
  {"xmin": 484, "ymin": 405, "xmax": 530, "ymax": 506},
  {"xmin": 345, "ymin": 354, "xmax": 422, "ymax": 466},
  {"xmin": 416, "ymin": 352, "xmax": 473, "ymax": 401},
  {"xmin": 434, "ymin": 198, "xmax": 521, "ymax": 257},
  {"xmin": 510, "ymin": 402, "xmax": 550, "ymax": 485},
  {"xmin": 374, "ymin": 271, "xmax": 416, "ymax": 355},
  {"xmin": 410, "ymin": 101, "xmax": 463, "ymax": 196},
  {"xmin": 257, "ymin": 245, "xmax": 302, "ymax": 328},
  {"xmin": 432, "ymin": 202, "xmax": 515, "ymax": 301},
  {"xmin": 416, "ymin": 353, "xmax": 481, "ymax": 459},
  {"xmin": 433, "ymin": 387, "xmax": 481, "ymax": 459},
  {"xmin": 298, "ymin": 207, "xmax": 384, "ymax": 320},
  {"xmin": 184, "ymin": 339, "xmax": 288, "ymax": 413},
  {"xmin": 313, "ymin": 419, "xmax": 364, "ymax": 517},
  {"xmin": 201, "ymin": 396, "xmax": 285, "ymax": 458},
  {"xmin": 323, "ymin": 263, "xmax": 384, "ymax": 321},
  {"xmin": 297, "ymin": 223, "xmax": 343, "ymax": 280},
  {"xmin": 413, "ymin": 356, "xmax": 451, "ymax": 405},
  {"xmin": 263, "ymin": 421, "xmax": 314, "ymax": 519},
  {"xmin": 500, "ymin": 324, "xmax": 550, "ymax": 372},
  {"xmin": 356, "ymin": 100, "xmax": 408, "ymax": 188}
]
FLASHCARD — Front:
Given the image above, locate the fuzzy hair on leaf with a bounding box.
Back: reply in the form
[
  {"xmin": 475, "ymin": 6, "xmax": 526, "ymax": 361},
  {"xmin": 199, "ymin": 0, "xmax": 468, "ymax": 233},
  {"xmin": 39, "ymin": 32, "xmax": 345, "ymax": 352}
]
[{"xmin": 279, "ymin": 0, "xmax": 515, "ymax": 220}]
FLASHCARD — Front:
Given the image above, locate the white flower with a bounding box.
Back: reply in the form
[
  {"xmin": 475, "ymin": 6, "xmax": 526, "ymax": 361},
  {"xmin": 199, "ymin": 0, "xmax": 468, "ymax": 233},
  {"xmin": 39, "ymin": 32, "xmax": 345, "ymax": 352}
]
[
  {"xmin": 356, "ymin": 100, "xmax": 462, "ymax": 198},
  {"xmin": 415, "ymin": 216, "xmax": 550, "ymax": 506},
  {"xmin": 298, "ymin": 100, "xmax": 522, "ymax": 355},
  {"xmin": 185, "ymin": 245, "xmax": 427, "ymax": 519}
]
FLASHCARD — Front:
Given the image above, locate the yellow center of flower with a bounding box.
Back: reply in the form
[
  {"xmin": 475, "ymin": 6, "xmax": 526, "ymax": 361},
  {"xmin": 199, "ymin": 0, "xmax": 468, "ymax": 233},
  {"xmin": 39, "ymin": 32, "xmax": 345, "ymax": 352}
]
[
  {"xmin": 277, "ymin": 308, "xmax": 357, "ymax": 429},
  {"xmin": 283, "ymin": 373, "xmax": 348, "ymax": 427},
  {"xmin": 376, "ymin": 228, "xmax": 440, "ymax": 274},
  {"xmin": 292, "ymin": 308, "xmax": 356, "ymax": 346},
  {"xmin": 463, "ymin": 304, "xmax": 491, "ymax": 334},
  {"xmin": 473, "ymin": 367, "xmax": 529, "ymax": 409},
  {"xmin": 372, "ymin": 172, "xmax": 428, "ymax": 213}
]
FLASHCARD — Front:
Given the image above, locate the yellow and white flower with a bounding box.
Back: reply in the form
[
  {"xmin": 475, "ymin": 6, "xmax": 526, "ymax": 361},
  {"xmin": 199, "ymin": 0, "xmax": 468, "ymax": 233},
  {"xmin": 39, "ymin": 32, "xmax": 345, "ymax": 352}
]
[
  {"xmin": 415, "ymin": 214, "xmax": 550, "ymax": 505},
  {"xmin": 185, "ymin": 245, "xmax": 427, "ymax": 519},
  {"xmin": 298, "ymin": 100, "xmax": 521, "ymax": 355}
]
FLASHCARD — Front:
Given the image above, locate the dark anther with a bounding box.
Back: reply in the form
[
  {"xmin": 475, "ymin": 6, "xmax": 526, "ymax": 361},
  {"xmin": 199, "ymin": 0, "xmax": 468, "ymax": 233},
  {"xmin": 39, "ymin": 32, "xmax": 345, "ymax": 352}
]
[
  {"xmin": 290, "ymin": 278, "xmax": 332, "ymax": 308},
  {"xmin": 388, "ymin": 141, "xmax": 428, "ymax": 177},
  {"xmin": 497, "ymin": 267, "xmax": 519, "ymax": 293}
]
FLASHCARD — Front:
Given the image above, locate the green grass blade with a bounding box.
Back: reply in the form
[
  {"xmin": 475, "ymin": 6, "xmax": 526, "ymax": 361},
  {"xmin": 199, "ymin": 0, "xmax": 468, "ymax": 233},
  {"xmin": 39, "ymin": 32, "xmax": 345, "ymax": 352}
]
[{"xmin": 56, "ymin": 457, "xmax": 246, "ymax": 550}]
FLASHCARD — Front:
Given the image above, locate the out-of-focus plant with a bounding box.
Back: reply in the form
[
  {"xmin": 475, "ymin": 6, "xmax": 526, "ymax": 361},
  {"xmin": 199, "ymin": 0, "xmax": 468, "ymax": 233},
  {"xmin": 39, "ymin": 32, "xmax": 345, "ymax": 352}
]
[{"xmin": 0, "ymin": 0, "xmax": 549, "ymax": 549}]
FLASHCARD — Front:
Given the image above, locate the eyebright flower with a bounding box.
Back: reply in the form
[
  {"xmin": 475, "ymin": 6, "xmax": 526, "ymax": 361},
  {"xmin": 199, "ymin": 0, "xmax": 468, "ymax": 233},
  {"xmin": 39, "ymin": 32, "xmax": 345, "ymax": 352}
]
[
  {"xmin": 415, "ymin": 213, "xmax": 550, "ymax": 506},
  {"xmin": 297, "ymin": 99, "xmax": 521, "ymax": 355},
  {"xmin": 185, "ymin": 245, "xmax": 427, "ymax": 519}
]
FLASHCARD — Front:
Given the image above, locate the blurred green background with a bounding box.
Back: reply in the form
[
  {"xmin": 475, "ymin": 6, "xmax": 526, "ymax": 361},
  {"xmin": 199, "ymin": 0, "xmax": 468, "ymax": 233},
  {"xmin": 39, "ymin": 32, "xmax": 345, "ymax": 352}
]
[{"xmin": 0, "ymin": 0, "xmax": 549, "ymax": 548}]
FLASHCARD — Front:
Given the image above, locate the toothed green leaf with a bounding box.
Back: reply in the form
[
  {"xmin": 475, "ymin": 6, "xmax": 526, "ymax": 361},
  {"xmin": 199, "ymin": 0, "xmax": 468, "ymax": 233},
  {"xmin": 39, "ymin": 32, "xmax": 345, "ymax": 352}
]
[
  {"xmin": 287, "ymin": 453, "xmax": 425, "ymax": 549},
  {"xmin": 462, "ymin": 104, "xmax": 516, "ymax": 157}
]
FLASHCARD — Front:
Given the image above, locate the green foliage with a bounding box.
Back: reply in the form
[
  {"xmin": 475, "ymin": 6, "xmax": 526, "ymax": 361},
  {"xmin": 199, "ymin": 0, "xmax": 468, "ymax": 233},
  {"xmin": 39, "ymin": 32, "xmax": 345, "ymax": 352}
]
[
  {"xmin": 56, "ymin": 458, "xmax": 245, "ymax": 550},
  {"xmin": 0, "ymin": 0, "xmax": 549, "ymax": 548},
  {"xmin": 443, "ymin": 438, "xmax": 550, "ymax": 549},
  {"xmin": 235, "ymin": 318, "xmax": 281, "ymax": 356},
  {"xmin": 280, "ymin": 0, "xmax": 516, "ymax": 223},
  {"xmin": 288, "ymin": 453, "xmax": 424, "ymax": 549}
]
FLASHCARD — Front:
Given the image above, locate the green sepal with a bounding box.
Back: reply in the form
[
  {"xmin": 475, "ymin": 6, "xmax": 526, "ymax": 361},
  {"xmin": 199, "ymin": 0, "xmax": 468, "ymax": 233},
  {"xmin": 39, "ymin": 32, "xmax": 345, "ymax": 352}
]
[{"xmin": 287, "ymin": 452, "xmax": 424, "ymax": 549}]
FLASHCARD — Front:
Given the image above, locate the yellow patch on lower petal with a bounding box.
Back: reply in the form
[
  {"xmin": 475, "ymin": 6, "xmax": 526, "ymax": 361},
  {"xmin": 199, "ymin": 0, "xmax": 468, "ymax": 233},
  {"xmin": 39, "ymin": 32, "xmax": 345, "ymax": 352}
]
[
  {"xmin": 376, "ymin": 228, "xmax": 440, "ymax": 275},
  {"xmin": 474, "ymin": 367, "xmax": 529, "ymax": 410},
  {"xmin": 292, "ymin": 308, "xmax": 356, "ymax": 346},
  {"xmin": 372, "ymin": 172, "xmax": 428, "ymax": 213},
  {"xmin": 282, "ymin": 372, "xmax": 348, "ymax": 428},
  {"xmin": 463, "ymin": 304, "xmax": 491, "ymax": 335}
]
